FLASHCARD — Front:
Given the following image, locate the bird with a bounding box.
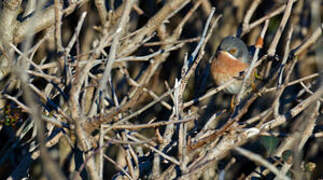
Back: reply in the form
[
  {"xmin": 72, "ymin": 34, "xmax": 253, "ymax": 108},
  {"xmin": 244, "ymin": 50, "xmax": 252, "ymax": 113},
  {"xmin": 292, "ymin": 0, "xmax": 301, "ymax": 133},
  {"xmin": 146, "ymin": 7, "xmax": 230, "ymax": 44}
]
[{"xmin": 210, "ymin": 36, "xmax": 252, "ymax": 107}]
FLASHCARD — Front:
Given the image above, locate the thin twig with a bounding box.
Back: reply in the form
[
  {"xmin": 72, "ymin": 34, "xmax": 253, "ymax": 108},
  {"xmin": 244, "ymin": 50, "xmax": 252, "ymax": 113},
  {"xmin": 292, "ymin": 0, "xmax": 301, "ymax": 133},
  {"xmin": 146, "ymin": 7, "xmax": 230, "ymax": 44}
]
[
  {"xmin": 293, "ymin": 23, "xmax": 323, "ymax": 56},
  {"xmin": 65, "ymin": 12, "xmax": 87, "ymax": 55},
  {"xmin": 235, "ymin": 20, "xmax": 269, "ymax": 105},
  {"xmin": 242, "ymin": 0, "xmax": 262, "ymax": 33},
  {"xmin": 234, "ymin": 147, "xmax": 290, "ymax": 180}
]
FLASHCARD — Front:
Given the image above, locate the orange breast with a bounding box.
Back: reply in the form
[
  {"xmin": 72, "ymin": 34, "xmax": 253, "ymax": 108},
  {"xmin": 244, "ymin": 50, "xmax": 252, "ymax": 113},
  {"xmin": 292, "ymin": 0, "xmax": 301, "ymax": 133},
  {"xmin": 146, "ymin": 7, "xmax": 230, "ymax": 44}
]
[
  {"xmin": 210, "ymin": 51, "xmax": 249, "ymax": 94},
  {"xmin": 211, "ymin": 51, "xmax": 249, "ymax": 77}
]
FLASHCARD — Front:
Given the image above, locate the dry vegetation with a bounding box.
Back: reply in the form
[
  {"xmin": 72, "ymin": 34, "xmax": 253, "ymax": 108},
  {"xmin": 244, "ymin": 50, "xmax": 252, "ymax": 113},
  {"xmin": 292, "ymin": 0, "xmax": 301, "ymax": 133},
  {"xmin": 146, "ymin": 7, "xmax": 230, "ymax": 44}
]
[{"xmin": 0, "ymin": 0, "xmax": 322, "ymax": 179}]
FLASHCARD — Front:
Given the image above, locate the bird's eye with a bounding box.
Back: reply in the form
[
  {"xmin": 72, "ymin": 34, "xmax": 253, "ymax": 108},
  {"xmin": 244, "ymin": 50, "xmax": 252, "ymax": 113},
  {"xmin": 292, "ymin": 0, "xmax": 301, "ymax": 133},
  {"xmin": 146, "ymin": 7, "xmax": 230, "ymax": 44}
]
[{"xmin": 229, "ymin": 48, "xmax": 237, "ymax": 55}]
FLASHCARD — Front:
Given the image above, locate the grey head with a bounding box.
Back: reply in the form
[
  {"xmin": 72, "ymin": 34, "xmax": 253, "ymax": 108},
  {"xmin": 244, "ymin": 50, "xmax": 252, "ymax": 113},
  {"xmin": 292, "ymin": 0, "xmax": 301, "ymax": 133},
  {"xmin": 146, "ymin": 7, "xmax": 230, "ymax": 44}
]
[{"xmin": 217, "ymin": 36, "xmax": 251, "ymax": 63}]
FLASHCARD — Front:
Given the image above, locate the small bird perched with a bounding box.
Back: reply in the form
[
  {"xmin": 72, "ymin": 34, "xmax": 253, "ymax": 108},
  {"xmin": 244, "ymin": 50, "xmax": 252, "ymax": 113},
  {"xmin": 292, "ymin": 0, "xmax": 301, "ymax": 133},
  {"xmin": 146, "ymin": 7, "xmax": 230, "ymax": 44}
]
[{"xmin": 211, "ymin": 36, "xmax": 252, "ymax": 105}]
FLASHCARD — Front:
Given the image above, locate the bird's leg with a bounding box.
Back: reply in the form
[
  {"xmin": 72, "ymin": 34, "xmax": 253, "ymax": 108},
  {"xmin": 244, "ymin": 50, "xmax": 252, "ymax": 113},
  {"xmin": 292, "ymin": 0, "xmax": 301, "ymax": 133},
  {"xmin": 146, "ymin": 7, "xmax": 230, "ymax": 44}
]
[
  {"xmin": 230, "ymin": 95, "xmax": 236, "ymax": 112},
  {"xmin": 251, "ymin": 80, "xmax": 257, "ymax": 92}
]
